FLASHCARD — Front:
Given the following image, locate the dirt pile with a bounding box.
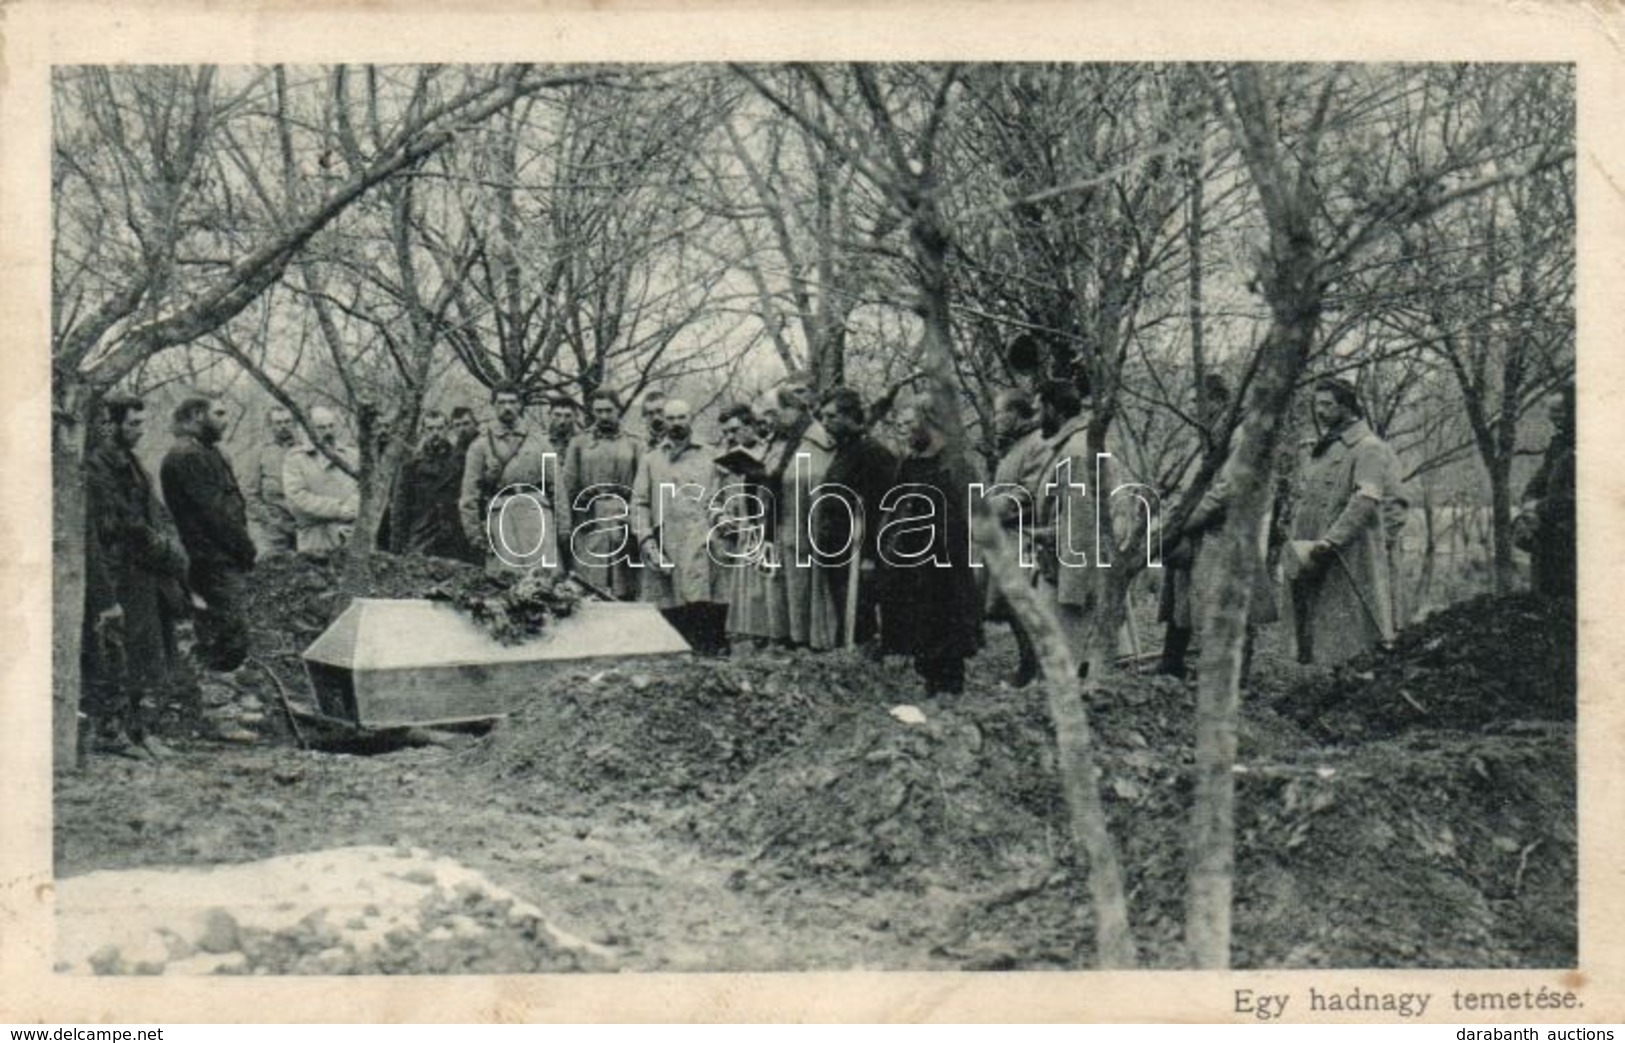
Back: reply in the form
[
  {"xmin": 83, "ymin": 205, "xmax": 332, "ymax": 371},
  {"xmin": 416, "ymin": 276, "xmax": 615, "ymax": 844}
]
[
  {"xmin": 673, "ymin": 595, "xmax": 1575, "ymax": 968},
  {"xmin": 1232, "ymin": 727, "xmax": 1575, "ymax": 968},
  {"xmin": 470, "ymin": 651, "xmax": 882, "ymax": 803},
  {"xmin": 246, "ymin": 552, "xmax": 485, "ymax": 658},
  {"xmin": 697, "ymin": 697, "xmax": 1061, "ymax": 884},
  {"xmin": 1279, "ymin": 593, "xmax": 1575, "ymax": 741},
  {"xmin": 689, "ymin": 667, "xmax": 1205, "ymax": 894},
  {"xmin": 931, "ymin": 725, "xmax": 1575, "ymax": 970},
  {"xmin": 56, "ymin": 846, "xmax": 609, "ymax": 976}
]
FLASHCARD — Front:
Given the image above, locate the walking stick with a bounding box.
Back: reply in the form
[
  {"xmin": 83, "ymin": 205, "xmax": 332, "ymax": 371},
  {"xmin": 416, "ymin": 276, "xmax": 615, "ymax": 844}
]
[
  {"xmin": 251, "ymin": 655, "xmax": 307, "ymax": 750},
  {"xmin": 1122, "ymin": 585, "xmax": 1144, "ymax": 662},
  {"xmin": 844, "ymin": 514, "xmax": 863, "ymax": 650},
  {"xmin": 1329, "ymin": 545, "xmax": 1395, "ymax": 651},
  {"xmin": 567, "ymin": 571, "xmax": 620, "ymax": 603}
]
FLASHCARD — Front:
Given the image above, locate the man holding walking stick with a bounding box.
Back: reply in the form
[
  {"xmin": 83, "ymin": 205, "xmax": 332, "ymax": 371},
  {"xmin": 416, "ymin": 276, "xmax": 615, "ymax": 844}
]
[{"xmin": 1288, "ymin": 376, "xmax": 1409, "ymax": 665}]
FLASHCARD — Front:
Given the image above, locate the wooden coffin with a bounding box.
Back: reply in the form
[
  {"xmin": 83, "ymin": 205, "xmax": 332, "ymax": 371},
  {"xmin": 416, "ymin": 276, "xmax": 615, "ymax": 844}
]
[{"xmin": 301, "ymin": 598, "xmax": 690, "ymax": 728}]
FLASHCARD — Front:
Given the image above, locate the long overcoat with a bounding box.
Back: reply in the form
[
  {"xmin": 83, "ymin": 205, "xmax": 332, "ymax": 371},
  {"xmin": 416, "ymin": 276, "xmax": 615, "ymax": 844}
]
[
  {"xmin": 85, "ymin": 441, "xmax": 189, "ymax": 693},
  {"xmin": 875, "ymin": 444, "xmax": 983, "ymax": 661},
  {"xmin": 715, "ymin": 449, "xmax": 786, "ymax": 641},
  {"xmin": 392, "ymin": 439, "xmax": 469, "ymax": 560},
  {"xmin": 763, "ymin": 421, "xmax": 840, "ymax": 650},
  {"xmin": 1289, "ymin": 419, "xmax": 1407, "ymax": 665},
  {"xmin": 460, "ymin": 423, "xmax": 560, "ymax": 573},
  {"xmin": 561, "ymin": 429, "xmax": 642, "ymax": 598},
  {"xmin": 243, "ymin": 440, "xmax": 297, "ymax": 552},
  {"xmin": 283, "ymin": 443, "xmax": 360, "ymax": 554},
  {"xmin": 633, "ymin": 439, "xmax": 724, "ymax": 609}
]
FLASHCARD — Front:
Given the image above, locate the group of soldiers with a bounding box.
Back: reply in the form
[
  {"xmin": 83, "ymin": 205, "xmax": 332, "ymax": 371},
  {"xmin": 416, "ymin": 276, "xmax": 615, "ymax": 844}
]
[
  {"xmin": 81, "ymin": 394, "xmax": 258, "ymax": 760},
  {"xmin": 79, "ymin": 357, "xmax": 1571, "ymax": 762}
]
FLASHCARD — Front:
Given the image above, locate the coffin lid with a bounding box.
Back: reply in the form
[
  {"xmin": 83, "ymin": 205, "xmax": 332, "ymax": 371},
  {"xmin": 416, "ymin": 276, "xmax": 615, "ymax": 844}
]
[{"xmin": 303, "ymin": 598, "xmax": 690, "ymax": 671}]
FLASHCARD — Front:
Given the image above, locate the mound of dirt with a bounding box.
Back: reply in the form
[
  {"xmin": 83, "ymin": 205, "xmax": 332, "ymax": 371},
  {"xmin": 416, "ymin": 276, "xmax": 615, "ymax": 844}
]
[
  {"xmin": 698, "ymin": 697, "xmax": 1061, "ymax": 885},
  {"xmin": 1278, "ymin": 593, "xmax": 1574, "ymax": 742},
  {"xmin": 469, "ymin": 651, "xmax": 884, "ymax": 803},
  {"xmin": 1232, "ymin": 727, "xmax": 1575, "ymax": 968},
  {"xmin": 691, "ymin": 669, "xmax": 1210, "ymax": 894},
  {"xmin": 246, "ymin": 552, "xmax": 485, "ymax": 658},
  {"xmin": 56, "ymin": 846, "xmax": 609, "ymax": 975},
  {"xmin": 936, "ymin": 725, "xmax": 1575, "ymax": 969}
]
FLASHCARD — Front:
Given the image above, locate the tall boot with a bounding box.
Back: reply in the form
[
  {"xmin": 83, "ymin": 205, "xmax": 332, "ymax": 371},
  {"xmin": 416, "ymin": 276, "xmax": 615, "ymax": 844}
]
[
  {"xmin": 132, "ymin": 689, "xmax": 170, "ymax": 759},
  {"xmin": 1008, "ymin": 619, "xmax": 1040, "ymax": 688},
  {"xmin": 1158, "ymin": 624, "xmax": 1193, "ymax": 678}
]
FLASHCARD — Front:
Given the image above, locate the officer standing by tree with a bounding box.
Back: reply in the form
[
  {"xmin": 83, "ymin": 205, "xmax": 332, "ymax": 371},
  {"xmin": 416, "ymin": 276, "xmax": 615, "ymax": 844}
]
[{"xmin": 1288, "ymin": 376, "xmax": 1408, "ymax": 665}]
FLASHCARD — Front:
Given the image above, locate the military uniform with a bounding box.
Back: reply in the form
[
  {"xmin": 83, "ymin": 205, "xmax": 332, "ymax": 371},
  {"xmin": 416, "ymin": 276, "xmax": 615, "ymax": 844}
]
[
  {"xmin": 460, "ymin": 423, "xmax": 560, "ymax": 574},
  {"xmin": 633, "ymin": 438, "xmax": 727, "ymax": 654},
  {"xmin": 283, "ymin": 443, "xmax": 360, "ymax": 554},
  {"xmin": 243, "ymin": 439, "xmax": 297, "ymax": 553},
  {"xmin": 1289, "ymin": 419, "xmax": 1407, "ymax": 665},
  {"xmin": 560, "ymin": 429, "xmax": 642, "ymax": 597}
]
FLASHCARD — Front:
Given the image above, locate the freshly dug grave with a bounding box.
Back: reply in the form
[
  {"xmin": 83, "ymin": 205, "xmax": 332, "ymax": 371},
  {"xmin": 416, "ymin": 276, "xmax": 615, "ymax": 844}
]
[
  {"xmin": 63, "ymin": 579, "xmax": 1575, "ymax": 971},
  {"xmin": 1278, "ymin": 593, "xmax": 1575, "ymax": 742},
  {"xmin": 468, "ymin": 650, "xmax": 886, "ymax": 804},
  {"xmin": 135, "ymin": 554, "xmax": 485, "ymax": 748},
  {"xmin": 217, "ymin": 553, "xmax": 502, "ymax": 742}
]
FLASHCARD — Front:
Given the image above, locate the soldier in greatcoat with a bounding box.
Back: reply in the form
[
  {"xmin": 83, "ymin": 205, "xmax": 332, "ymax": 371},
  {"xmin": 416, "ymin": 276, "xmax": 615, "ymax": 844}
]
[
  {"xmin": 1288, "ymin": 376, "xmax": 1408, "ymax": 665},
  {"xmin": 632, "ymin": 399, "xmax": 728, "ymax": 655},
  {"xmin": 460, "ymin": 384, "xmax": 561, "ymax": 575},
  {"xmin": 560, "ymin": 389, "xmax": 642, "ymax": 598},
  {"xmin": 282, "ymin": 406, "xmax": 360, "ymax": 555},
  {"xmin": 1022, "ymin": 380, "xmax": 1098, "ymax": 674},
  {"xmin": 242, "ymin": 406, "xmax": 298, "ymax": 554}
]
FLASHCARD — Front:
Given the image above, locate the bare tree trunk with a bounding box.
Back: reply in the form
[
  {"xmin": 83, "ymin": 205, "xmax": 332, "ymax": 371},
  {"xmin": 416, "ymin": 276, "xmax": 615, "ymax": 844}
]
[
  {"xmin": 1187, "ymin": 125, "xmax": 1208, "ymax": 394},
  {"xmin": 971, "ymin": 510, "xmax": 1139, "ymax": 967},
  {"xmin": 51, "ymin": 383, "xmax": 94, "ymax": 772},
  {"xmin": 1186, "ymin": 314, "xmax": 1315, "ymax": 967},
  {"xmin": 342, "ymin": 406, "xmax": 383, "ymax": 595},
  {"xmin": 1185, "ymin": 64, "xmax": 1326, "ymax": 969},
  {"xmin": 1418, "ymin": 485, "xmax": 1437, "ymax": 614},
  {"xmin": 1487, "ymin": 454, "xmax": 1515, "ymax": 594},
  {"xmin": 912, "ymin": 169, "xmax": 1138, "ymax": 969},
  {"xmin": 740, "ymin": 58, "xmax": 1140, "ymax": 969}
]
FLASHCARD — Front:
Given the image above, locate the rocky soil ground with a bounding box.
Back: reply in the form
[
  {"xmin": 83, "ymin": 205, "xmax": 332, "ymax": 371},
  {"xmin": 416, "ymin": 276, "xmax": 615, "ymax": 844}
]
[{"xmin": 54, "ymin": 553, "xmax": 1577, "ymax": 973}]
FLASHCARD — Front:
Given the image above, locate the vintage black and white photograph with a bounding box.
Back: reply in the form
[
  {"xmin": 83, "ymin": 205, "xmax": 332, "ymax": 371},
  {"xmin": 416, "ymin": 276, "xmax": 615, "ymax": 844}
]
[{"xmin": 38, "ymin": 53, "xmax": 1580, "ymax": 988}]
